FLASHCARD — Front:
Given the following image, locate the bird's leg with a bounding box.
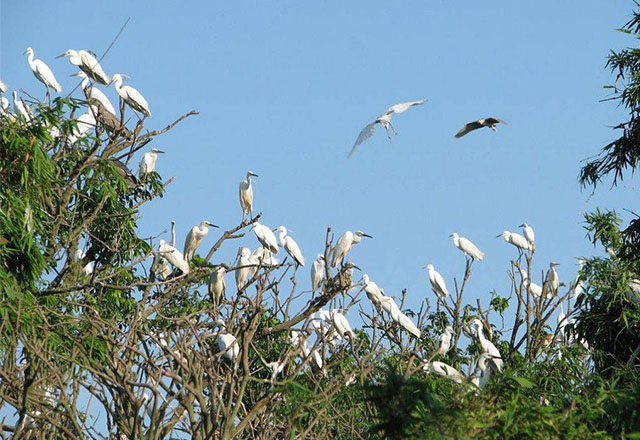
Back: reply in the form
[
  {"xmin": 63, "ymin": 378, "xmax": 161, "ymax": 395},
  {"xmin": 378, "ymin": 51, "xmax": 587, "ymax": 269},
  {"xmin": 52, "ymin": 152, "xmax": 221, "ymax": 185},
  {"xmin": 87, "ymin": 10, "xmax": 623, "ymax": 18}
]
[
  {"xmin": 384, "ymin": 126, "xmax": 392, "ymax": 143},
  {"xmin": 389, "ymin": 122, "xmax": 399, "ymax": 136}
]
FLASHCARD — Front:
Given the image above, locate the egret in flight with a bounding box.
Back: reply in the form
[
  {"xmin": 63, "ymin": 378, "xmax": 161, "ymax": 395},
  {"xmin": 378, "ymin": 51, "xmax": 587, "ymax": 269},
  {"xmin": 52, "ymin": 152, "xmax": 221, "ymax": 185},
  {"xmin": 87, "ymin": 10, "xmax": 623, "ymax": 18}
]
[
  {"xmin": 72, "ymin": 71, "xmax": 117, "ymax": 116},
  {"xmin": 276, "ymin": 226, "xmax": 305, "ymax": 266},
  {"xmin": 519, "ymin": 222, "xmax": 535, "ymax": 248},
  {"xmin": 496, "ymin": 230, "xmax": 530, "ymax": 252},
  {"xmin": 425, "ymin": 264, "xmax": 449, "ymax": 298},
  {"xmin": 455, "ymin": 117, "xmax": 507, "ymax": 138},
  {"xmin": 450, "ymin": 233, "xmax": 485, "ymax": 261},
  {"xmin": 58, "ymin": 49, "xmax": 110, "ymax": 85},
  {"xmin": 252, "ymin": 222, "xmax": 279, "ymax": 254},
  {"xmin": 111, "ymin": 74, "xmax": 151, "ymax": 117},
  {"xmin": 331, "ymin": 230, "xmax": 371, "ymax": 267},
  {"xmin": 348, "ymin": 99, "xmax": 426, "ymax": 158},
  {"xmin": 139, "ymin": 148, "xmax": 165, "ymax": 175},
  {"xmin": 311, "ymin": 254, "xmax": 325, "ymax": 292},
  {"xmin": 239, "ymin": 171, "xmax": 258, "ymax": 219},
  {"xmin": 184, "ymin": 221, "xmax": 218, "ymax": 261},
  {"xmin": 24, "ymin": 47, "xmax": 62, "ymax": 94}
]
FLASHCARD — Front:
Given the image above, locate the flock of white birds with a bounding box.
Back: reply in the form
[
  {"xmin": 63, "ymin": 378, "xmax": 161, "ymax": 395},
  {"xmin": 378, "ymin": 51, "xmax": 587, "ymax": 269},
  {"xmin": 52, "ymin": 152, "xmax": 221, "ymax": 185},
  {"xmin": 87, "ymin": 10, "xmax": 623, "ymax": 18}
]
[{"xmin": 0, "ymin": 47, "xmax": 585, "ymax": 386}]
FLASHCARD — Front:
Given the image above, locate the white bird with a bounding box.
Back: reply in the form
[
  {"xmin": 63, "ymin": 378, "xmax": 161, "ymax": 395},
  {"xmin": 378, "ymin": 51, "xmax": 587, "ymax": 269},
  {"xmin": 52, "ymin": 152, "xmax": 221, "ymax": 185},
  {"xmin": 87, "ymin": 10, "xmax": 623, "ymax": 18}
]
[
  {"xmin": 264, "ymin": 359, "xmax": 286, "ymax": 382},
  {"xmin": 208, "ymin": 265, "xmax": 227, "ymax": 302},
  {"xmin": 348, "ymin": 99, "xmax": 426, "ymax": 157},
  {"xmin": 235, "ymin": 247, "xmax": 254, "ymax": 290},
  {"xmin": 251, "ymin": 246, "xmax": 279, "ymax": 267},
  {"xmin": 423, "ymin": 360, "xmax": 464, "ymax": 384},
  {"xmin": 519, "ymin": 222, "xmax": 535, "ymax": 248},
  {"xmin": 151, "ymin": 221, "xmax": 175, "ymax": 280},
  {"xmin": 455, "ymin": 117, "xmax": 507, "ymax": 138},
  {"xmin": 471, "ymin": 353, "xmax": 491, "ymax": 388},
  {"xmin": 72, "ymin": 71, "xmax": 116, "ymax": 116},
  {"xmin": 157, "ymin": 239, "xmax": 190, "ymax": 274},
  {"xmin": 58, "ymin": 49, "xmax": 110, "ymax": 85},
  {"xmin": 331, "ymin": 230, "xmax": 372, "ymax": 267},
  {"xmin": 361, "ymin": 274, "xmax": 384, "ymax": 310},
  {"xmin": 239, "ymin": 171, "xmax": 258, "ymax": 219},
  {"xmin": 330, "ymin": 309, "xmax": 356, "ymax": 339},
  {"xmin": 24, "ymin": 47, "xmax": 62, "ymax": 94},
  {"xmin": 557, "ymin": 303, "xmax": 567, "ymax": 343},
  {"xmin": 544, "ymin": 262, "xmax": 560, "ymax": 298},
  {"xmin": 311, "ymin": 254, "xmax": 325, "ymax": 292},
  {"xmin": 214, "ymin": 320, "xmax": 239, "ymax": 361},
  {"xmin": 276, "ymin": 226, "xmax": 305, "ymax": 266},
  {"xmin": 470, "ymin": 319, "xmax": 503, "ymax": 372},
  {"xmin": 0, "ymin": 79, "xmax": 7, "ymax": 94},
  {"xmin": 74, "ymin": 249, "xmax": 94, "ymax": 276},
  {"xmin": 0, "ymin": 96, "xmax": 9, "ymax": 117},
  {"xmin": 434, "ymin": 326, "xmax": 454, "ymax": 357},
  {"xmin": 450, "ymin": 233, "xmax": 485, "ymax": 261},
  {"xmin": 627, "ymin": 279, "xmax": 640, "ymax": 306},
  {"xmin": 519, "ymin": 269, "xmax": 543, "ymax": 298},
  {"xmin": 184, "ymin": 220, "xmax": 218, "ymax": 261},
  {"xmin": 496, "ymin": 230, "xmax": 530, "ymax": 252},
  {"xmin": 252, "ymin": 222, "xmax": 279, "ymax": 254},
  {"xmin": 425, "ymin": 264, "xmax": 449, "ymax": 298},
  {"xmin": 12, "ymin": 92, "xmax": 32, "ymax": 122},
  {"xmin": 380, "ymin": 295, "xmax": 421, "ymax": 338},
  {"xmin": 138, "ymin": 148, "xmax": 165, "ymax": 175},
  {"xmin": 111, "ymin": 74, "xmax": 151, "ymax": 117},
  {"xmin": 68, "ymin": 112, "xmax": 97, "ymax": 144}
]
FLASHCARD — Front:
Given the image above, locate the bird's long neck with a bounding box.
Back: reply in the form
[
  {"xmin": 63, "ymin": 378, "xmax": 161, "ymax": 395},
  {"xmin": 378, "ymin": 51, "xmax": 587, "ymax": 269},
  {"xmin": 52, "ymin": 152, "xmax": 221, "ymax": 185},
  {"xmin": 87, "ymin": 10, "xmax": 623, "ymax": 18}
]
[
  {"xmin": 171, "ymin": 222, "xmax": 176, "ymax": 246},
  {"xmin": 27, "ymin": 52, "xmax": 35, "ymax": 70},
  {"xmin": 279, "ymin": 230, "xmax": 286, "ymax": 244}
]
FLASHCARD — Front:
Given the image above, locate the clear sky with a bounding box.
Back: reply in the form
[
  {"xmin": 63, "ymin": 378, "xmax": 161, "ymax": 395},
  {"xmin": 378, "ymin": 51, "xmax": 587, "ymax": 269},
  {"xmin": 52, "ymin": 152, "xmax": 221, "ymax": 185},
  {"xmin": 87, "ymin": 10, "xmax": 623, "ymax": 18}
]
[{"xmin": 1, "ymin": 1, "xmax": 636, "ymax": 323}]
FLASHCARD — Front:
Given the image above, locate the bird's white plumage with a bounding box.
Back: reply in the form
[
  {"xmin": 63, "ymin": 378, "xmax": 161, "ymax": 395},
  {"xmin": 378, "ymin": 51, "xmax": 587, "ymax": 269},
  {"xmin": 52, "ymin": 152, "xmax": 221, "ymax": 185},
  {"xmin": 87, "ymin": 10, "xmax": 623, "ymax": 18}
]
[
  {"xmin": 158, "ymin": 239, "xmax": 190, "ymax": 274},
  {"xmin": 235, "ymin": 247, "xmax": 254, "ymax": 290},
  {"xmin": 277, "ymin": 226, "xmax": 305, "ymax": 266},
  {"xmin": 239, "ymin": 171, "xmax": 257, "ymax": 217},
  {"xmin": 0, "ymin": 79, "xmax": 7, "ymax": 94},
  {"xmin": 139, "ymin": 148, "xmax": 164, "ymax": 175},
  {"xmin": 380, "ymin": 295, "xmax": 421, "ymax": 338},
  {"xmin": 311, "ymin": 254, "xmax": 325, "ymax": 291},
  {"xmin": 184, "ymin": 221, "xmax": 216, "ymax": 260},
  {"xmin": 434, "ymin": 326, "xmax": 454, "ymax": 357},
  {"xmin": 75, "ymin": 71, "xmax": 116, "ymax": 116},
  {"xmin": 68, "ymin": 112, "xmax": 96, "ymax": 144},
  {"xmin": 451, "ymin": 233, "xmax": 485, "ymax": 260},
  {"xmin": 331, "ymin": 230, "xmax": 370, "ymax": 267},
  {"xmin": 111, "ymin": 74, "xmax": 151, "ymax": 117},
  {"xmin": 423, "ymin": 360, "xmax": 464, "ymax": 384},
  {"xmin": 498, "ymin": 230, "xmax": 530, "ymax": 251},
  {"xmin": 520, "ymin": 223, "xmax": 535, "ymax": 247},
  {"xmin": 330, "ymin": 309, "xmax": 355, "ymax": 339},
  {"xmin": 79, "ymin": 50, "xmax": 110, "ymax": 85},
  {"xmin": 362, "ymin": 274, "xmax": 384, "ymax": 309},
  {"xmin": 13, "ymin": 91, "xmax": 32, "ymax": 122},
  {"xmin": 426, "ymin": 264, "xmax": 449, "ymax": 298},
  {"xmin": 253, "ymin": 222, "xmax": 279, "ymax": 254},
  {"xmin": 208, "ymin": 266, "xmax": 227, "ymax": 301},
  {"xmin": 470, "ymin": 319, "xmax": 503, "ymax": 371},
  {"xmin": 544, "ymin": 262, "xmax": 560, "ymax": 298},
  {"xmin": 25, "ymin": 47, "xmax": 62, "ymax": 93},
  {"xmin": 519, "ymin": 269, "xmax": 543, "ymax": 297}
]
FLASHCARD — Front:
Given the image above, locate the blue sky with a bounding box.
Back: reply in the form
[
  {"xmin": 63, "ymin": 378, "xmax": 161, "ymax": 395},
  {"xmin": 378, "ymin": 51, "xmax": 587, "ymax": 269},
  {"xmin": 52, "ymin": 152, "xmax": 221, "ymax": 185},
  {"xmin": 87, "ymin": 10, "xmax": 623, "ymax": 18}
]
[{"xmin": 1, "ymin": 1, "xmax": 636, "ymax": 323}]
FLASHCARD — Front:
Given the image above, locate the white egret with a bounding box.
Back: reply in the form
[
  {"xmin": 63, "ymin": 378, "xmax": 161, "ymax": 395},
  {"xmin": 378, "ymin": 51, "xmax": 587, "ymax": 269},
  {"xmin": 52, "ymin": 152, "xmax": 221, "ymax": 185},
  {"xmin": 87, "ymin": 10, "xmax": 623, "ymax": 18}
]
[
  {"xmin": 235, "ymin": 247, "xmax": 254, "ymax": 290},
  {"xmin": 252, "ymin": 221, "xmax": 279, "ymax": 254},
  {"xmin": 184, "ymin": 220, "xmax": 218, "ymax": 261},
  {"xmin": 519, "ymin": 222, "xmax": 535, "ymax": 248},
  {"xmin": 251, "ymin": 246, "xmax": 279, "ymax": 266},
  {"xmin": 330, "ymin": 309, "xmax": 356, "ymax": 339},
  {"xmin": 214, "ymin": 320, "xmax": 239, "ymax": 361},
  {"xmin": 58, "ymin": 49, "xmax": 110, "ymax": 85},
  {"xmin": 0, "ymin": 79, "xmax": 7, "ymax": 94},
  {"xmin": 311, "ymin": 254, "xmax": 325, "ymax": 292},
  {"xmin": 348, "ymin": 99, "xmax": 426, "ymax": 157},
  {"xmin": 111, "ymin": 73, "xmax": 151, "ymax": 117},
  {"xmin": 519, "ymin": 269, "xmax": 543, "ymax": 298},
  {"xmin": 471, "ymin": 353, "xmax": 491, "ymax": 388},
  {"xmin": 239, "ymin": 171, "xmax": 258, "ymax": 219},
  {"xmin": 455, "ymin": 117, "xmax": 507, "ymax": 138},
  {"xmin": 434, "ymin": 325, "xmax": 454, "ymax": 357},
  {"xmin": 425, "ymin": 264, "xmax": 449, "ymax": 298},
  {"xmin": 12, "ymin": 92, "xmax": 32, "ymax": 122},
  {"xmin": 361, "ymin": 274, "xmax": 384, "ymax": 310},
  {"xmin": 157, "ymin": 239, "xmax": 190, "ymax": 274},
  {"xmin": 450, "ymin": 233, "xmax": 485, "ymax": 261},
  {"xmin": 68, "ymin": 112, "xmax": 97, "ymax": 144},
  {"xmin": 469, "ymin": 319, "xmax": 503, "ymax": 371},
  {"xmin": 496, "ymin": 230, "xmax": 530, "ymax": 252},
  {"xmin": 24, "ymin": 47, "xmax": 62, "ymax": 94},
  {"xmin": 380, "ymin": 294, "xmax": 421, "ymax": 338},
  {"xmin": 72, "ymin": 71, "xmax": 116, "ymax": 116},
  {"xmin": 627, "ymin": 279, "xmax": 640, "ymax": 306},
  {"xmin": 331, "ymin": 230, "xmax": 372, "ymax": 267},
  {"xmin": 276, "ymin": 226, "xmax": 305, "ymax": 266},
  {"xmin": 423, "ymin": 360, "xmax": 464, "ymax": 384},
  {"xmin": 208, "ymin": 265, "xmax": 227, "ymax": 302},
  {"xmin": 74, "ymin": 249, "xmax": 94, "ymax": 276},
  {"xmin": 0, "ymin": 96, "xmax": 9, "ymax": 116},
  {"xmin": 543, "ymin": 262, "xmax": 560, "ymax": 298},
  {"xmin": 265, "ymin": 359, "xmax": 286, "ymax": 382},
  {"xmin": 309, "ymin": 310, "xmax": 338, "ymax": 345},
  {"xmin": 557, "ymin": 303, "xmax": 567, "ymax": 343},
  {"xmin": 138, "ymin": 148, "xmax": 165, "ymax": 175}
]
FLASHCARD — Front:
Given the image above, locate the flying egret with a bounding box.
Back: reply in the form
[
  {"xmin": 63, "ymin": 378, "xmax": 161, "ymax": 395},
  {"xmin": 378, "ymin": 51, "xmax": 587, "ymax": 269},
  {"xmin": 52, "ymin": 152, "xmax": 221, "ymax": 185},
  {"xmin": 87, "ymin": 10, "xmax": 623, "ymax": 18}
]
[
  {"xmin": 235, "ymin": 247, "xmax": 254, "ymax": 290},
  {"xmin": 469, "ymin": 319, "xmax": 503, "ymax": 372},
  {"xmin": 331, "ymin": 230, "xmax": 371, "ymax": 267},
  {"xmin": 184, "ymin": 220, "xmax": 218, "ymax": 261},
  {"xmin": 72, "ymin": 71, "xmax": 116, "ymax": 116},
  {"xmin": 214, "ymin": 320, "xmax": 239, "ymax": 361},
  {"xmin": 239, "ymin": 171, "xmax": 258, "ymax": 219},
  {"xmin": 157, "ymin": 239, "xmax": 190, "ymax": 274},
  {"xmin": 434, "ymin": 326, "xmax": 454, "ymax": 357},
  {"xmin": 519, "ymin": 269, "xmax": 543, "ymax": 298},
  {"xmin": 252, "ymin": 222, "xmax": 279, "ymax": 254},
  {"xmin": 0, "ymin": 79, "xmax": 7, "ymax": 94},
  {"xmin": 455, "ymin": 117, "xmax": 507, "ymax": 138},
  {"xmin": 24, "ymin": 47, "xmax": 62, "ymax": 94},
  {"xmin": 330, "ymin": 309, "xmax": 356, "ymax": 339},
  {"xmin": 543, "ymin": 262, "xmax": 560, "ymax": 298},
  {"xmin": 423, "ymin": 360, "xmax": 464, "ymax": 384},
  {"xmin": 380, "ymin": 294, "xmax": 421, "ymax": 338},
  {"xmin": 68, "ymin": 112, "xmax": 97, "ymax": 144},
  {"xmin": 425, "ymin": 264, "xmax": 449, "ymax": 298},
  {"xmin": 208, "ymin": 265, "xmax": 227, "ymax": 303},
  {"xmin": 138, "ymin": 148, "xmax": 165, "ymax": 175},
  {"xmin": 496, "ymin": 230, "xmax": 530, "ymax": 252},
  {"xmin": 276, "ymin": 226, "xmax": 305, "ymax": 267},
  {"xmin": 251, "ymin": 246, "xmax": 279, "ymax": 266},
  {"xmin": 348, "ymin": 99, "xmax": 426, "ymax": 157},
  {"xmin": 58, "ymin": 49, "xmax": 110, "ymax": 85},
  {"xmin": 111, "ymin": 74, "xmax": 151, "ymax": 117},
  {"xmin": 450, "ymin": 233, "xmax": 485, "ymax": 261},
  {"xmin": 361, "ymin": 274, "xmax": 384, "ymax": 310},
  {"xmin": 311, "ymin": 254, "xmax": 325, "ymax": 292},
  {"xmin": 12, "ymin": 92, "xmax": 32, "ymax": 122},
  {"xmin": 74, "ymin": 249, "xmax": 94, "ymax": 276},
  {"xmin": 519, "ymin": 223, "xmax": 535, "ymax": 248}
]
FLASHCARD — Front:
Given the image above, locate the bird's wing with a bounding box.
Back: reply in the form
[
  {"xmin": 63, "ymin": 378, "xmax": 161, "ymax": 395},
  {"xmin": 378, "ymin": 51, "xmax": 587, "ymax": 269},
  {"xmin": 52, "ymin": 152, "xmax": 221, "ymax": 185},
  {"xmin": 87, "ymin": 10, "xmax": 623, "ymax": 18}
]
[
  {"xmin": 455, "ymin": 121, "xmax": 483, "ymax": 138},
  {"xmin": 385, "ymin": 99, "xmax": 426, "ymax": 115},
  {"xmin": 34, "ymin": 60, "xmax": 60, "ymax": 89},
  {"xmin": 286, "ymin": 237, "xmax": 305, "ymax": 266},
  {"xmin": 123, "ymin": 86, "xmax": 151, "ymax": 113},
  {"xmin": 486, "ymin": 117, "xmax": 507, "ymax": 125},
  {"xmin": 347, "ymin": 122, "xmax": 377, "ymax": 158}
]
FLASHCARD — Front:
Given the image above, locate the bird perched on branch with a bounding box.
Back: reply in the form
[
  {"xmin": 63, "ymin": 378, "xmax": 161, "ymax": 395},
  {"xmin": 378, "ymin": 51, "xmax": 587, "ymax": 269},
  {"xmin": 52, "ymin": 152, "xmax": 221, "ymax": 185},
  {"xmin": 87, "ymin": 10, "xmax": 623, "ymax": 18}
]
[
  {"xmin": 276, "ymin": 226, "xmax": 305, "ymax": 267},
  {"xmin": 24, "ymin": 47, "xmax": 62, "ymax": 94},
  {"xmin": 184, "ymin": 221, "xmax": 218, "ymax": 260},
  {"xmin": 450, "ymin": 233, "xmax": 485, "ymax": 261},
  {"xmin": 425, "ymin": 264, "xmax": 449, "ymax": 298},
  {"xmin": 239, "ymin": 171, "xmax": 258, "ymax": 219},
  {"xmin": 331, "ymin": 230, "xmax": 371, "ymax": 267},
  {"xmin": 58, "ymin": 49, "xmax": 110, "ymax": 85},
  {"xmin": 455, "ymin": 117, "xmax": 507, "ymax": 138},
  {"xmin": 111, "ymin": 74, "xmax": 151, "ymax": 117}
]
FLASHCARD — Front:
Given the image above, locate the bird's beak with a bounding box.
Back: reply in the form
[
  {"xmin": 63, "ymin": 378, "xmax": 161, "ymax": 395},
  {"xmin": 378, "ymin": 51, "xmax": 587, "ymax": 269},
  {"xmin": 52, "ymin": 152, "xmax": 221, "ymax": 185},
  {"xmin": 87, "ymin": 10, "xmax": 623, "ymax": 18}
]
[
  {"xmin": 207, "ymin": 222, "xmax": 219, "ymax": 228},
  {"xmin": 70, "ymin": 72, "xmax": 82, "ymax": 78},
  {"xmin": 495, "ymin": 234, "xmax": 502, "ymax": 238},
  {"xmin": 421, "ymin": 266, "xmax": 427, "ymax": 269},
  {"xmin": 518, "ymin": 223, "xmax": 525, "ymax": 227},
  {"xmin": 23, "ymin": 50, "xmax": 29, "ymax": 55},
  {"xmin": 56, "ymin": 53, "xmax": 66, "ymax": 59},
  {"xmin": 448, "ymin": 234, "xmax": 453, "ymax": 237},
  {"xmin": 157, "ymin": 150, "xmax": 165, "ymax": 154},
  {"xmin": 362, "ymin": 233, "xmax": 372, "ymax": 238},
  {"xmin": 250, "ymin": 172, "xmax": 259, "ymax": 177}
]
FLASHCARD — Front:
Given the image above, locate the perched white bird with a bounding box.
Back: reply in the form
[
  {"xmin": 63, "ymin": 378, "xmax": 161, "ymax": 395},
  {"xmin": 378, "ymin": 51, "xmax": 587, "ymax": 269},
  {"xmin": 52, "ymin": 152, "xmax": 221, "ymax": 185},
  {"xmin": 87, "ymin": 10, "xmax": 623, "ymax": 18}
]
[
  {"xmin": 627, "ymin": 279, "xmax": 640, "ymax": 306},
  {"xmin": 434, "ymin": 326, "xmax": 454, "ymax": 357},
  {"xmin": 471, "ymin": 353, "xmax": 491, "ymax": 388},
  {"xmin": 544, "ymin": 262, "xmax": 560, "ymax": 298},
  {"xmin": 470, "ymin": 319, "xmax": 503, "ymax": 372},
  {"xmin": 158, "ymin": 239, "xmax": 190, "ymax": 274},
  {"xmin": 184, "ymin": 220, "xmax": 218, "ymax": 261},
  {"xmin": 24, "ymin": 47, "xmax": 62, "ymax": 94},
  {"xmin": 425, "ymin": 264, "xmax": 449, "ymax": 298},
  {"xmin": 12, "ymin": 91, "xmax": 32, "ymax": 122},
  {"xmin": 330, "ymin": 309, "xmax": 356, "ymax": 339},
  {"xmin": 215, "ymin": 320, "xmax": 239, "ymax": 361},
  {"xmin": 68, "ymin": 112, "xmax": 97, "ymax": 144},
  {"xmin": 74, "ymin": 249, "xmax": 94, "ymax": 276},
  {"xmin": 251, "ymin": 246, "xmax": 279, "ymax": 267},
  {"xmin": 455, "ymin": 117, "xmax": 507, "ymax": 138},
  {"xmin": 0, "ymin": 96, "xmax": 9, "ymax": 117},
  {"xmin": 265, "ymin": 359, "xmax": 286, "ymax": 382},
  {"xmin": 519, "ymin": 269, "xmax": 543, "ymax": 298},
  {"xmin": 239, "ymin": 171, "xmax": 258, "ymax": 219},
  {"xmin": 151, "ymin": 221, "xmax": 175, "ymax": 280},
  {"xmin": 380, "ymin": 294, "xmax": 421, "ymax": 338},
  {"xmin": 72, "ymin": 71, "xmax": 117, "ymax": 116},
  {"xmin": 138, "ymin": 148, "xmax": 165, "ymax": 175},
  {"xmin": 252, "ymin": 221, "xmax": 279, "ymax": 254},
  {"xmin": 58, "ymin": 49, "xmax": 110, "ymax": 85},
  {"xmin": 569, "ymin": 259, "xmax": 585, "ymax": 300},
  {"xmin": 496, "ymin": 230, "xmax": 530, "ymax": 252},
  {"xmin": 557, "ymin": 303, "xmax": 567, "ymax": 343},
  {"xmin": 450, "ymin": 233, "xmax": 485, "ymax": 260},
  {"xmin": 423, "ymin": 360, "xmax": 464, "ymax": 384},
  {"xmin": 331, "ymin": 230, "xmax": 372, "ymax": 267},
  {"xmin": 111, "ymin": 73, "xmax": 151, "ymax": 117},
  {"xmin": 309, "ymin": 310, "xmax": 339, "ymax": 346},
  {"xmin": 276, "ymin": 226, "xmax": 305, "ymax": 266},
  {"xmin": 311, "ymin": 254, "xmax": 325, "ymax": 292},
  {"xmin": 0, "ymin": 79, "xmax": 7, "ymax": 94},
  {"xmin": 208, "ymin": 265, "xmax": 227, "ymax": 302},
  {"xmin": 235, "ymin": 247, "xmax": 254, "ymax": 290},
  {"xmin": 348, "ymin": 99, "xmax": 426, "ymax": 157},
  {"xmin": 361, "ymin": 274, "xmax": 384, "ymax": 309},
  {"xmin": 519, "ymin": 223, "xmax": 535, "ymax": 248}
]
